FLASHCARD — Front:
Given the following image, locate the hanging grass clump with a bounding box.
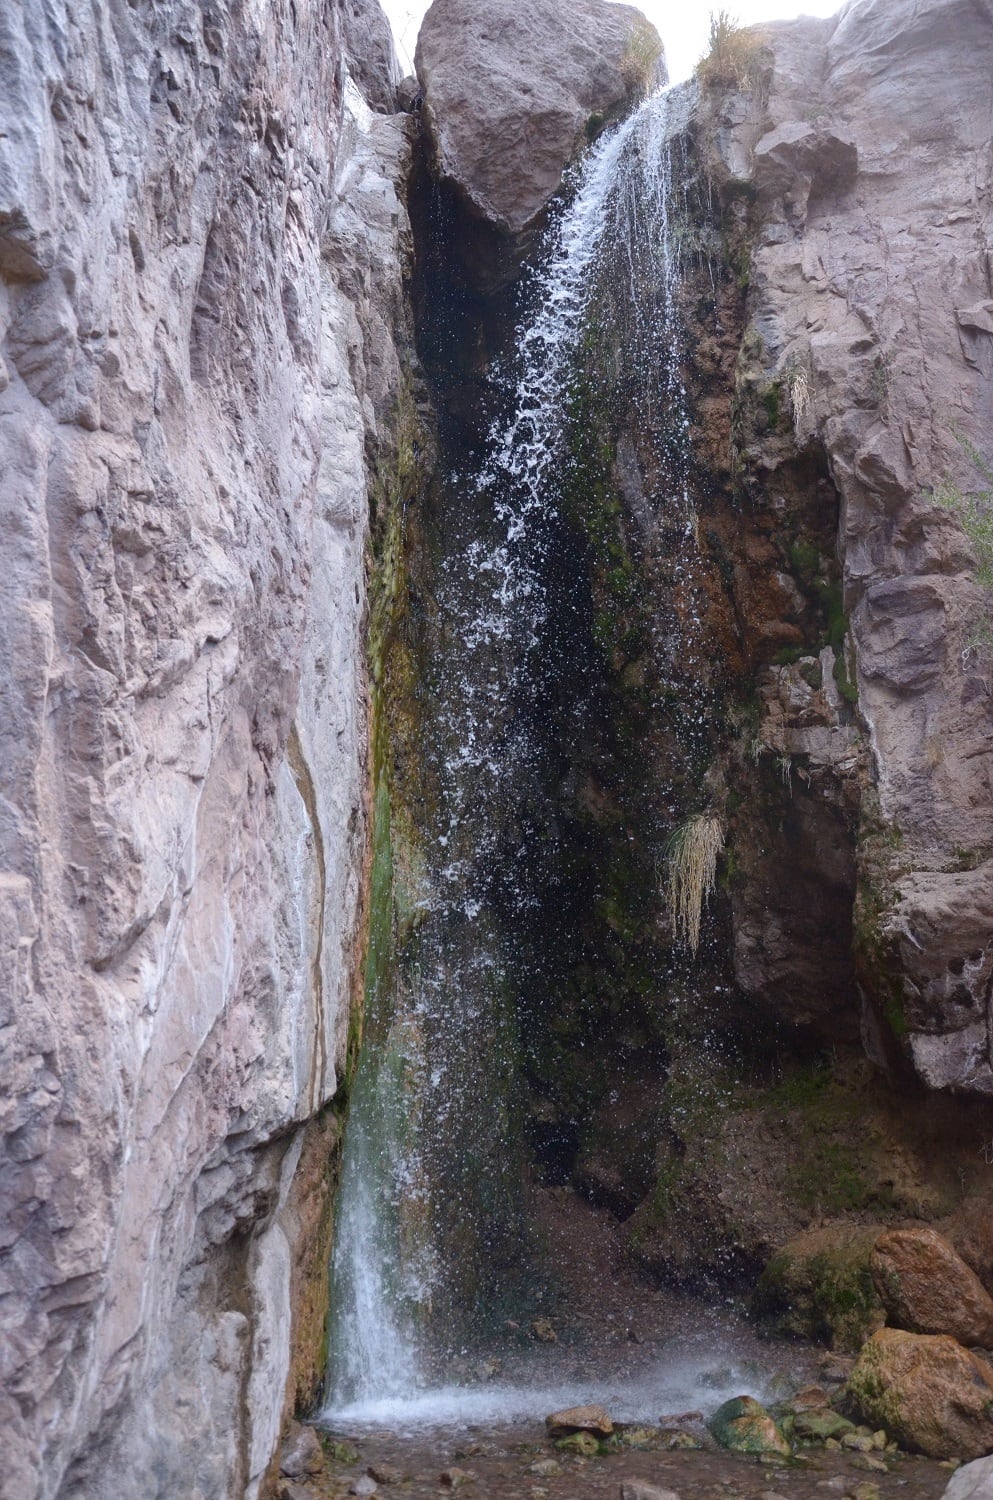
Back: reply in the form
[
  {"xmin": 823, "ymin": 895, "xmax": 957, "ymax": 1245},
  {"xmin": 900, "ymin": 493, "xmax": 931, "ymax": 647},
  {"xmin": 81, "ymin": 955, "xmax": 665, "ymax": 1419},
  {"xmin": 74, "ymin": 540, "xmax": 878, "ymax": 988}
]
[{"xmin": 664, "ymin": 812, "xmax": 725, "ymax": 955}]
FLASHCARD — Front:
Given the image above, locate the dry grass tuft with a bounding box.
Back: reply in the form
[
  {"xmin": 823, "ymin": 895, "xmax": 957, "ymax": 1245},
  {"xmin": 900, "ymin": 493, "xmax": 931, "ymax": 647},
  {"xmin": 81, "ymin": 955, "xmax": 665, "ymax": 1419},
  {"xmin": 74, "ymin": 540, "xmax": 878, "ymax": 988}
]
[
  {"xmin": 664, "ymin": 812, "xmax": 725, "ymax": 955},
  {"xmin": 695, "ymin": 10, "xmax": 765, "ymax": 89}
]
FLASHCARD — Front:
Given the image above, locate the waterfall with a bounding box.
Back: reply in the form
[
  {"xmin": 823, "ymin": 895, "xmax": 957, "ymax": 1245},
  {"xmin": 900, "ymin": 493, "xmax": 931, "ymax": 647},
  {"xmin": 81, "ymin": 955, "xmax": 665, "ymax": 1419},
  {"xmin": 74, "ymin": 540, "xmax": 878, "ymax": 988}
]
[{"xmin": 325, "ymin": 85, "xmax": 703, "ymax": 1418}]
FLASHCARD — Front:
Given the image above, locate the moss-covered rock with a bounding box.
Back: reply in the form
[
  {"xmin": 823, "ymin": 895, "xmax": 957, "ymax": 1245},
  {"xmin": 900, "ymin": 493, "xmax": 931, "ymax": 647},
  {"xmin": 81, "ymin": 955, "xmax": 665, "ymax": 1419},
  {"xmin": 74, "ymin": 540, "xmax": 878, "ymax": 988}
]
[
  {"xmin": 793, "ymin": 1409, "xmax": 856, "ymax": 1443},
  {"xmin": 707, "ymin": 1395, "xmax": 791, "ymax": 1457},
  {"xmin": 847, "ymin": 1328, "xmax": 993, "ymax": 1461},
  {"xmin": 754, "ymin": 1223, "xmax": 885, "ymax": 1351}
]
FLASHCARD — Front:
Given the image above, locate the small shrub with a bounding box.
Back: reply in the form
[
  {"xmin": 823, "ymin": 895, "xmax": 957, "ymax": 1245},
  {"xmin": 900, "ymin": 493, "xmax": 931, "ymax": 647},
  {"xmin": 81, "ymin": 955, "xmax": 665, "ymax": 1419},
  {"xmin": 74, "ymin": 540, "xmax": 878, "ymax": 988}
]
[
  {"xmin": 696, "ymin": 10, "xmax": 764, "ymax": 89},
  {"xmin": 621, "ymin": 16, "xmax": 665, "ymax": 96},
  {"xmin": 664, "ymin": 812, "xmax": 725, "ymax": 954}
]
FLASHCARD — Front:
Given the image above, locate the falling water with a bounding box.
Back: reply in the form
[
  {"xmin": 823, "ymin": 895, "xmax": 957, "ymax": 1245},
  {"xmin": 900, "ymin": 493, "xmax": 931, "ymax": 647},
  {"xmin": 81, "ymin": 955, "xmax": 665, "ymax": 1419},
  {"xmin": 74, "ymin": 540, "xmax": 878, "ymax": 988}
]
[{"xmin": 325, "ymin": 85, "xmax": 714, "ymax": 1420}]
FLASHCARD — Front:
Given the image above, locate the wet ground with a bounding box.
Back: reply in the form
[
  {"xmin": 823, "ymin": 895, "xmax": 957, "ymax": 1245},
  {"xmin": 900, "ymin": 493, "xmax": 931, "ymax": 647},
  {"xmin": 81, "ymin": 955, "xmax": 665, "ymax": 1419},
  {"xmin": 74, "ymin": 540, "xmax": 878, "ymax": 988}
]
[
  {"xmin": 307, "ymin": 1191, "xmax": 954, "ymax": 1500},
  {"xmin": 312, "ymin": 1423, "xmax": 953, "ymax": 1500}
]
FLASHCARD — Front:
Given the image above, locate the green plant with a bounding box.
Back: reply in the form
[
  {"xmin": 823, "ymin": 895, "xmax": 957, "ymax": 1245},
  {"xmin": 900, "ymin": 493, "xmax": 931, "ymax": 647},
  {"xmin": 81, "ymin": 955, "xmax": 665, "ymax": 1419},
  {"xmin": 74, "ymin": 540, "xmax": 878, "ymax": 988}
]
[
  {"xmin": 664, "ymin": 811, "xmax": 725, "ymax": 954},
  {"xmin": 696, "ymin": 10, "xmax": 764, "ymax": 88},
  {"xmin": 621, "ymin": 16, "xmax": 664, "ymax": 95}
]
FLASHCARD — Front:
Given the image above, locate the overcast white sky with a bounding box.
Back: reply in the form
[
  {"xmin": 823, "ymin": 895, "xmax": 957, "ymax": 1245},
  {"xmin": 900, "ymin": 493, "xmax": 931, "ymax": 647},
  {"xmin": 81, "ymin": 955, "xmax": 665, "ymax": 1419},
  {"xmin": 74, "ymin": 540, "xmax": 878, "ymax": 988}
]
[{"xmin": 384, "ymin": 0, "xmax": 842, "ymax": 82}]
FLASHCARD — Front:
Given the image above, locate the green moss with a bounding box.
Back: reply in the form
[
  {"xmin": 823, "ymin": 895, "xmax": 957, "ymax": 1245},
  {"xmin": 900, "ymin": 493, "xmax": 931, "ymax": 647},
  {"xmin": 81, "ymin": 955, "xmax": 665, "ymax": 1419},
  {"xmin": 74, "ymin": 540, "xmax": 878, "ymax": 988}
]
[{"xmin": 754, "ymin": 1226, "xmax": 885, "ymax": 1351}]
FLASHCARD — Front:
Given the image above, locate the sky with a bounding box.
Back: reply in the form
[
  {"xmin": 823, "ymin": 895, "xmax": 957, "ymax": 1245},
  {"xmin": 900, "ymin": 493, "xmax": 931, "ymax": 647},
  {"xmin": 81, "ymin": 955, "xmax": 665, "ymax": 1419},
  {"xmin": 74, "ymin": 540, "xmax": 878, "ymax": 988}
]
[{"xmin": 383, "ymin": 0, "xmax": 843, "ymax": 82}]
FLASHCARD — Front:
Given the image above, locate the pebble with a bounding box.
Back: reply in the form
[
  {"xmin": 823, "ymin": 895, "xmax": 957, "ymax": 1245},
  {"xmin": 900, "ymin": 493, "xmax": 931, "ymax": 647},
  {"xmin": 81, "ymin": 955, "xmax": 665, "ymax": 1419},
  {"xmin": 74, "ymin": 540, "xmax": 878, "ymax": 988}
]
[
  {"xmin": 851, "ymin": 1453, "xmax": 889, "ymax": 1473},
  {"xmin": 529, "ymin": 1459, "xmax": 561, "ymax": 1477},
  {"xmin": 815, "ymin": 1480, "xmax": 846, "ymax": 1492},
  {"xmin": 440, "ymin": 1468, "xmax": 474, "ymax": 1489},
  {"xmin": 348, "ymin": 1479, "xmax": 377, "ymax": 1498},
  {"xmin": 619, "ymin": 1482, "xmax": 682, "ymax": 1500},
  {"xmin": 850, "ymin": 1485, "xmax": 881, "ymax": 1500},
  {"xmin": 367, "ymin": 1462, "xmax": 404, "ymax": 1485}
]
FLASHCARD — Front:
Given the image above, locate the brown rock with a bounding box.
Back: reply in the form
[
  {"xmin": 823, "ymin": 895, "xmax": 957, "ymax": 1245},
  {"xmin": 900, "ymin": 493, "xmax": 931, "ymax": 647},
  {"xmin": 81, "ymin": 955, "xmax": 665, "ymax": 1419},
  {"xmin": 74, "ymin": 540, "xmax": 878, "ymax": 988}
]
[
  {"xmin": 847, "ymin": 1328, "xmax": 993, "ymax": 1460},
  {"xmin": 943, "ymin": 1200, "xmax": 993, "ymax": 1296},
  {"xmin": 546, "ymin": 1403, "xmax": 614, "ymax": 1437},
  {"xmin": 871, "ymin": 1227, "xmax": 993, "ymax": 1346}
]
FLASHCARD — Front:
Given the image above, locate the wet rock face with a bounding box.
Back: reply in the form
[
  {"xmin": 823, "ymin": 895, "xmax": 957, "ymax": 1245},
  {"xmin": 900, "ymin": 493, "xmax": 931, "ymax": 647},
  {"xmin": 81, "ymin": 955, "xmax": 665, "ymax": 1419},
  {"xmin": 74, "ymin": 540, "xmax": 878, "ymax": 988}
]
[
  {"xmin": 415, "ymin": 0, "xmax": 663, "ymax": 268},
  {"xmin": 0, "ymin": 1, "xmax": 410, "ymax": 1495},
  {"xmin": 707, "ymin": 0, "xmax": 993, "ymax": 1092}
]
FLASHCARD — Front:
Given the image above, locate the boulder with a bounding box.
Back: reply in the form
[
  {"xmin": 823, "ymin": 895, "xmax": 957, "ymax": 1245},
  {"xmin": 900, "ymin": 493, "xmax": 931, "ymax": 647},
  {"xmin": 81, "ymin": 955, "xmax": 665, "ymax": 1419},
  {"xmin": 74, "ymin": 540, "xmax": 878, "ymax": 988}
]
[
  {"xmin": 943, "ymin": 1200, "xmax": 993, "ymax": 1296},
  {"xmin": 280, "ymin": 1422, "xmax": 324, "ymax": 1478},
  {"xmin": 415, "ymin": 0, "xmax": 664, "ymax": 239},
  {"xmin": 870, "ymin": 1227, "xmax": 993, "ymax": 1346},
  {"xmin": 754, "ymin": 1225, "xmax": 885, "ymax": 1351},
  {"xmin": 547, "ymin": 1404, "xmax": 614, "ymax": 1437},
  {"xmin": 847, "ymin": 1329, "xmax": 993, "ymax": 1461},
  {"xmin": 707, "ymin": 1396, "xmax": 791, "ymax": 1457},
  {"xmin": 941, "ymin": 1455, "xmax": 993, "ymax": 1499}
]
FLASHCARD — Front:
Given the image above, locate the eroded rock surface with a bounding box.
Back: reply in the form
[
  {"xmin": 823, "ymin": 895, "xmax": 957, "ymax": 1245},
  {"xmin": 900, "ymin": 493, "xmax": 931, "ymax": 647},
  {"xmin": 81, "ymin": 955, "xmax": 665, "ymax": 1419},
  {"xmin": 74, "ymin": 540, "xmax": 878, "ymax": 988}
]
[{"xmin": 0, "ymin": 2, "xmax": 412, "ymax": 1495}]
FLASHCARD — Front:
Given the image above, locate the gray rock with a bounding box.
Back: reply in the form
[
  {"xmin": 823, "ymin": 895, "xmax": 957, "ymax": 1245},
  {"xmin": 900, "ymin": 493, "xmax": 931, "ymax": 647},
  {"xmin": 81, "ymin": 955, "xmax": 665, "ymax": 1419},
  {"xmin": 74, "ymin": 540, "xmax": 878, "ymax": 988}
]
[
  {"xmin": 941, "ymin": 1455, "xmax": 993, "ymax": 1500},
  {"xmin": 415, "ymin": 0, "xmax": 664, "ymax": 239},
  {"xmin": 619, "ymin": 1483, "xmax": 682, "ymax": 1500},
  {"xmin": 280, "ymin": 1422, "xmax": 324, "ymax": 1478}
]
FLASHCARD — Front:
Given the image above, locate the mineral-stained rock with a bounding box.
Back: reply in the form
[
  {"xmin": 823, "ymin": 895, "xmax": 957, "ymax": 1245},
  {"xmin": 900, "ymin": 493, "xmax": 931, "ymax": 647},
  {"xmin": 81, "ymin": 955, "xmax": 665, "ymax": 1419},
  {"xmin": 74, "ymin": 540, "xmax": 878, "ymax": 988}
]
[
  {"xmin": 415, "ymin": 0, "xmax": 664, "ymax": 248},
  {"xmin": 707, "ymin": 1396, "xmax": 791, "ymax": 1457},
  {"xmin": 847, "ymin": 1329, "xmax": 993, "ymax": 1460},
  {"xmin": 870, "ymin": 1227, "xmax": 993, "ymax": 1347},
  {"xmin": 754, "ymin": 1225, "xmax": 886, "ymax": 1352}
]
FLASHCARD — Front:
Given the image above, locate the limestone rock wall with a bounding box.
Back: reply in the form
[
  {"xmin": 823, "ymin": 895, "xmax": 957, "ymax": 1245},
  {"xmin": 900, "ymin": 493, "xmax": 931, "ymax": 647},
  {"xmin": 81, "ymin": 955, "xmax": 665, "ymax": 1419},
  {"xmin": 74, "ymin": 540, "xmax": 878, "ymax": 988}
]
[
  {"xmin": 0, "ymin": 2, "xmax": 412, "ymax": 1494},
  {"xmin": 706, "ymin": 0, "xmax": 993, "ymax": 1093}
]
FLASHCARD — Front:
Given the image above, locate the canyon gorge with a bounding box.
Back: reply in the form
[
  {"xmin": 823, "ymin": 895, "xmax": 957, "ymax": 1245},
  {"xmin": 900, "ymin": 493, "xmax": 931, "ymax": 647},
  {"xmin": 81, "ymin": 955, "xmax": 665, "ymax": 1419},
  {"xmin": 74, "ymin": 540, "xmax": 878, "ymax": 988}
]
[{"xmin": 1, "ymin": 0, "xmax": 992, "ymax": 1496}]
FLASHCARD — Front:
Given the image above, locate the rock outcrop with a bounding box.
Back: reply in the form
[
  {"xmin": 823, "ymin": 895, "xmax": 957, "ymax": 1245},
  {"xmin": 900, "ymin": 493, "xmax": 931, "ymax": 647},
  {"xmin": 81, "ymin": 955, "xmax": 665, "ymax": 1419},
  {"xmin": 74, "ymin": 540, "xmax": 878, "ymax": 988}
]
[
  {"xmin": 0, "ymin": 1, "xmax": 413, "ymax": 1495},
  {"xmin": 704, "ymin": 0, "xmax": 993, "ymax": 1093}
]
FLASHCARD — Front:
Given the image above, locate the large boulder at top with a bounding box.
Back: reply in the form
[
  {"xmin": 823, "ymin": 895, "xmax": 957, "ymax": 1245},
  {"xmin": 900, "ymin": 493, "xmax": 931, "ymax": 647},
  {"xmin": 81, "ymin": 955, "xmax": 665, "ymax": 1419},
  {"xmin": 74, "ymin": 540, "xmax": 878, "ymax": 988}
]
[
  {"xmin": 415, "ymin": 0, "xmax": 664, "ymax": 236},
  {"xmin": 847, "ymin": 1329, "xmax": 993, "ymax": 1460},
  {"xmin": 870, "ymin": 1227, "xmax": 993, "ymax": 1347}
]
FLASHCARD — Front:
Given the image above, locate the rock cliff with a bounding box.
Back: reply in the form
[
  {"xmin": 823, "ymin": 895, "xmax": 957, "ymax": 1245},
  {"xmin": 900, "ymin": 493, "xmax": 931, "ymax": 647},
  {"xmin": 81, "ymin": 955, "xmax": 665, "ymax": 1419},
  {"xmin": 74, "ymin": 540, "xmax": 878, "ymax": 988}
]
[{"xmin": 0, "ymin": 2, "xmax": 413, "ymax": 1494}]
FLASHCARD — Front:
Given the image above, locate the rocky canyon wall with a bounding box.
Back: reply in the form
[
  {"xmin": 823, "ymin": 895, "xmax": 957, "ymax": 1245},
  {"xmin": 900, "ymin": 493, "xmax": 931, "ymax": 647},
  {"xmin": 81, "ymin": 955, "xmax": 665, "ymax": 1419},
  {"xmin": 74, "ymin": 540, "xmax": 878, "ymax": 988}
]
[{"xmin": 0, "ymin": 1, "xmax": 414, "ymax": 1494}]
